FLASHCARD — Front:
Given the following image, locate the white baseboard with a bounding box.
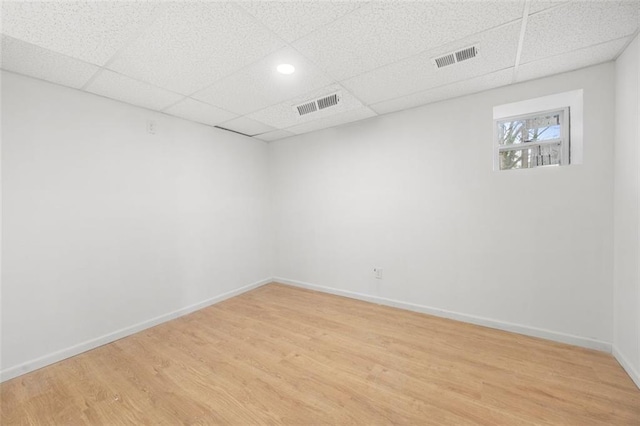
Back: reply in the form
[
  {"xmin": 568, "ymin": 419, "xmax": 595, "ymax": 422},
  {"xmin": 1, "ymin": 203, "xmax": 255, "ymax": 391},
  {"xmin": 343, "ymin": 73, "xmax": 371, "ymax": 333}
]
[
  {"xmin": 0, "ymin": 277, "xmax": 272, "ymax": 383},
  {"xmin": 274, "ymin": 277, "xmax": 612, "ymax": 353},
  {"xmin": 613, "ymin": 346, "xmax": 640, "ymax": 390}
]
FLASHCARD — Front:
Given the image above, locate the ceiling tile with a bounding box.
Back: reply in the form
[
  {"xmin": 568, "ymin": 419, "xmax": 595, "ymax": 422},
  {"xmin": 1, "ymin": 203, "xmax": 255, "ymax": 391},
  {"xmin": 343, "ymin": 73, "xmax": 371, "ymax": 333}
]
[
  {"xmin": 164, "ymin": 98, "xmax": 238, "ymax": 127},
  {"xmin": 371, "ymin": 68, "xmax": 514, "ymax": 115},
  {"xmin": 3, "ymin": 0, "xmax": 632, "ymax": 140},
  {"xmin": 254, "ymin": 129, "xmax": 296, "ymax": 142},
  {"xmin": 516, "ymin": 37, "xmax": 629, "ymax": 83},
  {"xmin": 193, "ymin": 47, "xmax": 333, "ymax": 116},
  {"xmin": 237, "ymin": 1, "xmax": 364, "ymax": 42},
  {"xmin": 1, "ymin": 1, "xmax": 160, "ymax": 65},
  {"xmin": 247, "ymin": 84, "xmax": 367, "ymax": 129},
  {"xmin": 1, "ymin": 35, "xmax": 99, "ymax": 89},
  {"xmin": 218, "ymin": 116, "xmax": 275, "ymax": 136},
  {"xmin": 292, "ymin": 1, "xmax": 524, "ymax": 81},
  {"xmin": 108, "ymin": 2, "xmax": 285, "ymax": 95},
  {"xmin": 85, "ymin": 70, "xmax": 183, "ymax": 111},
  {"xmin": 528, "ymin": 1, "xmax": 569, "ymax": 15},
  {"xmin": 342, "ymin": 21, "xmax": 521, "ymax": 106},
  {"xmin": 286, "ymin": 107, "xmax": 377, "ymax": 135},
  {"xmin": 521, "ymin": 1, "xmax": 639, "ymax": 64}
]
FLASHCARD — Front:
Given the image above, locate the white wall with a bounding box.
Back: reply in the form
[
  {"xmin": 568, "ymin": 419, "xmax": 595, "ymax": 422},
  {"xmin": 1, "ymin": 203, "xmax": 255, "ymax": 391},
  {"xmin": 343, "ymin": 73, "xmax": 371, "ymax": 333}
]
[
  {"xmin": 613, "ymin": 34, "xmax": 640, "ymax": 388},
  {"xmin": 1, "ymin": 72, "xmax": 271, "ymax": 380},
  {"xmin": 270, "ymin": 63, "xmax": 615, "ymax": 350},
  {"xmin": 2, "ymin": 59, "xmax": 631, "ymax": 383}
]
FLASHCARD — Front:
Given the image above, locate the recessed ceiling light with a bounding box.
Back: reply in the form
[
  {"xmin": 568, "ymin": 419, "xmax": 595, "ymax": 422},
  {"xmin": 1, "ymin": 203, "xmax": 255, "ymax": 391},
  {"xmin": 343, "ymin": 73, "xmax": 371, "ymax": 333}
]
[{"xmin": 277, "ymin": 64, "xmax": 295, "ymax": 75}]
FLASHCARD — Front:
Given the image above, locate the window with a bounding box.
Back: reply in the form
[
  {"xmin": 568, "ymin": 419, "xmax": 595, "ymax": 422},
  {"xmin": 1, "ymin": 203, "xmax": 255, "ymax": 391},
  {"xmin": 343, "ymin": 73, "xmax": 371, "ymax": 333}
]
[
  {"xmin": 493, "ymin": 89, "xmax": 583, "ymax": 171},
  {"xmin": 495, "ymin": 108, "xmax": 569, "ymax": 170}
]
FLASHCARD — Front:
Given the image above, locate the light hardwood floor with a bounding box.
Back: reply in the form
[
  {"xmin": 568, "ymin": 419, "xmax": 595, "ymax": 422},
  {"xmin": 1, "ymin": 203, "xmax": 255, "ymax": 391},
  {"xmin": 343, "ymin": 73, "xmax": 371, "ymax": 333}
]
[{"xmin": 2, "ymin": 283, "xmax": 639, "ymax": 425}]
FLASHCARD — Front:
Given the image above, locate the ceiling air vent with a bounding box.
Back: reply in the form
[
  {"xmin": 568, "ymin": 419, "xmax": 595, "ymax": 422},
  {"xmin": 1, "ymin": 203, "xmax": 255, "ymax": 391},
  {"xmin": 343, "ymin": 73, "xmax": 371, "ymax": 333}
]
[
  {"xmin": 296, "ymin": 101, "xmax": 318, "ymax": 116},
  {"xmin": 294, "ymin": 92, "xmax": 341, "ymax": 117},
  {"xmin": 317, "ymin": 93, "xmax": 339, "ymax": 110},
  {"xmin": 433, "ymin": 45, "xmax": 479, "ymax": 69},
  {"xmin": 434, "ymin": 53, "xmax": 456, "ymax": 68},
  {"xmin": 455, "ymin": 46, "xmax": 477, "ymax": 62}
]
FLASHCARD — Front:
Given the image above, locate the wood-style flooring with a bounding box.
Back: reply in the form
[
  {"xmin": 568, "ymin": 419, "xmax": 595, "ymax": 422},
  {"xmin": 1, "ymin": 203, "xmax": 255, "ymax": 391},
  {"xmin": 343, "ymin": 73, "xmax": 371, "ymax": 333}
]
[{"xmin": 1, "ymin": 283, "xmax": 639, "ymax": 425}]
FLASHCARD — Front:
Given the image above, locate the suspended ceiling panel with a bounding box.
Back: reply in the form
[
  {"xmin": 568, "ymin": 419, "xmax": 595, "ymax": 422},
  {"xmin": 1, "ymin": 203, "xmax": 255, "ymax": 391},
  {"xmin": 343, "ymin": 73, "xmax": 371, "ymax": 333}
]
[
  {"xmin": 287, "ymin": 107, "xmax": 377, "ymax": 136},
  {"xmin": 528, "ymin": 1, "xmax": 569, "ymax": 15},
  {"xmin": 1, "ymin": 1, "xmax": 160, "ymax": 65},
  {"xmin": 218, "ymin": 116, "xmax": 276, "ymax": 136},
  {"xmin": 370, "ymin": 68, "xmax": 515, "ymax": 115},
  {"xmin": 237, "ymin": 1, "xmax": 364, "ymax": 43},
  {"xmin": 1, "ymin": 0, "xmax": 637, "ymax": 142},
  {"xmin": 107, "ymin": 2, "xmax": 285, "ymax": 95},
  {"xmin": 1, "ymin": 35, "xmax": 99, "ymax": 89},
  {"xmin": 254, "ymin": 129, "xmax": 296, "ymax": 142},
  {"xmin": 516, "ymin": 37, "xmax": 630, "ymax": 82},
  {"xmin": 521, "ymin": 1, "xmax": 638, "ymax": 63},
  {"xmin": 164, "ymin": 98, "xmax": 238, "ymax": 127},
  {"xmin": 247, "ymin": 84, "xmax": 365, "ymax": 129},
  {"xmin": 341, "ymin": 21, "xmax": 522, "ymax": 106},
  {"xmin": 86, "ymin": 70, "xmax": 183, "ymax": 111},
  {"xmin": 193, "ymin": 47, "xmax": 333, "ymax": 116},
  {"xmin": 292, "ymin": 1, "xmax": 525, "ymax": 81}
]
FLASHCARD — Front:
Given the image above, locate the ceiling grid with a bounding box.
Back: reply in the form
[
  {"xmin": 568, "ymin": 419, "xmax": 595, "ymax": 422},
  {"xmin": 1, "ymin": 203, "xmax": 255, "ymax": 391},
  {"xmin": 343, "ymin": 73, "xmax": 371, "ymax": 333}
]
[
  {"xmin": 512, "ymin": 0, "xmax": 532, "ymax": 83},
  {"xmin": 1, "ymin": 0, "xmax": 637, "ymax": 140}
]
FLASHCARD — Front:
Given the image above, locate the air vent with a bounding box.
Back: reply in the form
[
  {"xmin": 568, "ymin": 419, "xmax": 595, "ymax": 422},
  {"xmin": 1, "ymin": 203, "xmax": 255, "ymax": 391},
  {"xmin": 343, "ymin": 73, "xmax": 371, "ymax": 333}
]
[
  {"xmin": 296, "ymin": 101, "xmax": 318, "ymax": 116},
  {"xmin": 294, "ymin": 92, "xmax": 341, "ymax": 117},
  {"xmin": 433, "ymin": 45, "xmax": 479, "ymax": 69},
  {"xmin": 317, "ymin": 93, "xmax": 339, "ymax": 110},
  {"xmin": 455, "ymin": 46, "xmax": 477, "ymax": 62},
  {"xmin": 434, "ymin": 54, "xmax": 456, "ymax": 68}
]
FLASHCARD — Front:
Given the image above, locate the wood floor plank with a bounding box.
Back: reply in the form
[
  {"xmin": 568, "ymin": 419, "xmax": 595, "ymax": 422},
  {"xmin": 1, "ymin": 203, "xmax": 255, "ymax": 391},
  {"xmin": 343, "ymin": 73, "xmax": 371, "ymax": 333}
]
[{"xmin": 2, "ymin": 283, "xmax": 639, "ymax": 425}]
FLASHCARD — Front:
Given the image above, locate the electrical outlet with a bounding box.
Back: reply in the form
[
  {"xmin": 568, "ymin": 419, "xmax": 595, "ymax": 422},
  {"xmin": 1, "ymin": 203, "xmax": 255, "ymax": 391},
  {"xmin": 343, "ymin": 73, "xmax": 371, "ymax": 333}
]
[{"xmin": 373, "ymin": 267, "xmax": 383, "ymax": 279}]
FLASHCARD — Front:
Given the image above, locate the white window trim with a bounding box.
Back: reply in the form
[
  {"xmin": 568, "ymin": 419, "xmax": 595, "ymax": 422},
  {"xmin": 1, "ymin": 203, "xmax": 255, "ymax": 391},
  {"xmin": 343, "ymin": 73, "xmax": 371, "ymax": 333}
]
[{"xmin": 493, "ymin": 89, "xmax": 583, "ymax": 171}]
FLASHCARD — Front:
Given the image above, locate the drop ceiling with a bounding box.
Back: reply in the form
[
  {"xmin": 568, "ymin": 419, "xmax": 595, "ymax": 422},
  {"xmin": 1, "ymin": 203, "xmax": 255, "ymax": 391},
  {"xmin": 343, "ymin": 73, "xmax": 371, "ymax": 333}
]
[{"xmin": 1, "ymin": 1, "xmax": 638, "ymax": 142}]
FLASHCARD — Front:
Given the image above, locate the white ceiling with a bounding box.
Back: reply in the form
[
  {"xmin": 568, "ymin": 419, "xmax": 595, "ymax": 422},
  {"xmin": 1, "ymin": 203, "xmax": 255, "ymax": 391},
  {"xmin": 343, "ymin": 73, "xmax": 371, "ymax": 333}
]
[{"xmin": 1, "ymin": 1, "xmax": 638, "ymax": 142}]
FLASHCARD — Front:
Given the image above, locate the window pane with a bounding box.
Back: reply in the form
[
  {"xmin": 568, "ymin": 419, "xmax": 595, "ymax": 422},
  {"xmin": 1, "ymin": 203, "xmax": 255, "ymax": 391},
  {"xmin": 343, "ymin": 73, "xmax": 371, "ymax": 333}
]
[
  {"xmin": 498, "ymin": 111, "xmax": 562, "ymax": 146},
  {"xmin": 498, "ymin": 120, "xmax": 525, "ymax": 145},
  {"xmin": 537, "ymin": 143, "xmax": 561, "ymax": 166},
  {"xmin": 524, "ymin": 113, "xmax": 561, "ymax": 142},
  {"xmin": 499, "ymin": 147, "xmax": 532, "ymax": 170},
  {"xmin": 499, "ymin": 143, "xmax": 562, "ymax": 170}
]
